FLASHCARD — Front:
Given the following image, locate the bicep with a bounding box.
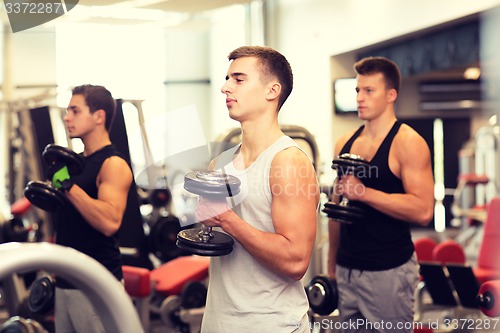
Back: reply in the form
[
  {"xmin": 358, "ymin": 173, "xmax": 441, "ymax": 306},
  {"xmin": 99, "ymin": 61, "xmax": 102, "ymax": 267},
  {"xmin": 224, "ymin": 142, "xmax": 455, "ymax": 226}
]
[
  {"xmin": 271, "ymin": 150, "xmax": 318, "ymax": 243},
  {"xmin": 399, "ymin": 138, "xmax": 434, "ymax": 200},
  {"xmin": 98, "ymin": 157, "xmax": 133, "ymax": 211}
]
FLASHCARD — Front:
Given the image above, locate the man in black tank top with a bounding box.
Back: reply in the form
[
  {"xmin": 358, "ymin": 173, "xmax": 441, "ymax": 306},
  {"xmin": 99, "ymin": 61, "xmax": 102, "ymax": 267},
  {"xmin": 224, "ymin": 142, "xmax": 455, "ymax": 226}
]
[
  {"xmin": 54, "ymin": 85, "xmax": 133, "ymax": 333},
  {"xmin": 327, "ymin": 57, "xmax": 434, "ymax": 332}
]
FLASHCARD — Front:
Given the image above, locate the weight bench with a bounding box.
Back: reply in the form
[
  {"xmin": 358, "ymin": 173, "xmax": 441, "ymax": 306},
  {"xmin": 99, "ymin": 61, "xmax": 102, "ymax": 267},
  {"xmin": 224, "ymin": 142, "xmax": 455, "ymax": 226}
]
[
  {"xmin": 418, "ymin": 262, "xmax": 458, "ymax": 308},
  {"xmin": 419, "ymin": 262, "xmax": 480, "ymax": 308},
  {"xmin": 446, "ymin": 264, "xmax": 480, "ymax": 309},
  {"xmin": 416, "ymin": 261, "xmax": 483, "ymax": 325},
  {"xmin": 123, "ymin": 255, "xmax": 210, "ymax": 333},
  {"xmin": 416, "ymin": 197, "xmax": 500, "ymax": 320},
  {"xmin": 122, "ymin": 265, "xmax": 151, "ymax": 331}
]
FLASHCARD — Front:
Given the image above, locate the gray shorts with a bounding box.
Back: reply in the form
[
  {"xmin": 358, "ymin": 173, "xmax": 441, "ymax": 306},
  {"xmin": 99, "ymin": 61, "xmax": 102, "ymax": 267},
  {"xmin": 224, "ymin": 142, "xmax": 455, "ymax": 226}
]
[
  {"xmin": 336, "ymin": 255, "xmax": 419, "ymax": 333},
  {"xmin": 55, "ymin": 287, "xmax": 106, "ymax": 333}
]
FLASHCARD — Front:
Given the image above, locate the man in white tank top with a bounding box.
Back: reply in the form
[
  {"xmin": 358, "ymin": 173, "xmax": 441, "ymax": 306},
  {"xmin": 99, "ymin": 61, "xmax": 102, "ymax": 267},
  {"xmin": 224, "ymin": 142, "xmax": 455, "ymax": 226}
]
[{"xmin": 196, "ymin": 46, "xmax": 319, "ymax": 333}]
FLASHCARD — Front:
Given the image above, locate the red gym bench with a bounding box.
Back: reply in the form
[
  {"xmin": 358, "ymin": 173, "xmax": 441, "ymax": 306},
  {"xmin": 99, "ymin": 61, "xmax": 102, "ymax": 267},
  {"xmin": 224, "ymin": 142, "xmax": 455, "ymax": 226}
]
[
  {"xmin": 415, "ymin": 197, "xmax": 500, "ymax": 321},
  {"xmin": 122, "ymin": 255, "xmax": 210, "ymax": 332}
]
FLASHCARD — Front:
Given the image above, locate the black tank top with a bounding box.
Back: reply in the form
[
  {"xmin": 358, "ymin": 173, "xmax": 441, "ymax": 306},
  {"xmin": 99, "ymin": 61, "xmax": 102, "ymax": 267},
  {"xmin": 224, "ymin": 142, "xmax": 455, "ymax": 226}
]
[
  {"xmin": 336, "ymin": 121, "xmax": 414, "ymax": 270},
  {"xmin": 55, "ymin": 144, "xmax": 126, "ymax": 288}
]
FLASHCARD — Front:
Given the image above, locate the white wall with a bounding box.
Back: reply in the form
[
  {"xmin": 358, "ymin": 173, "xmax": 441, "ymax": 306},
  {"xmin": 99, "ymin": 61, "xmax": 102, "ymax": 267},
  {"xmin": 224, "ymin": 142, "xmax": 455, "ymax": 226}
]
[
  {"xmin": 208, "ymin": 5, "xmax": 253, "ymax": 142},
  {"xmin": 2, "ymin": 25, "xmax": 56, "ymax": 99}
]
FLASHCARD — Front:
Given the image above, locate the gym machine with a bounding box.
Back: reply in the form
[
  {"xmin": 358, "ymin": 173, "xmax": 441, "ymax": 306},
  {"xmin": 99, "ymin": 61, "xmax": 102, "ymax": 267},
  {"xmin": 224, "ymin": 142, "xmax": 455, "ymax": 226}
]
[
  {"xmin": 452, "ymin": 121, "xmax": 500, "ymax": 261},
  {"xmin": 122, "ymin": 255, "xmax": 210, "ymax": 333},
  {"xmin": 5, "ymin": 95, "xmax": 68, "ymax": 241},
  {"xmin": 477, "ymin": 280, "xmax": 500, "ymax": 318},
  {"xmin": 471, "ymin": 124, "xmax": 500, "ymax": 205},
  {"xmin": 114, "ymin": 99, "xmax": 189, "ymax": 267},
  {"xmin": 0, "ymin": 242, "xmax": 143, "ymax": 333},
  {"xmin": 0, "ymin": 198, "xmax": 48, "ymax": 330},
  {"xmin": 415, "ymin": 196, "xmax": 500, "ymax": 325}
]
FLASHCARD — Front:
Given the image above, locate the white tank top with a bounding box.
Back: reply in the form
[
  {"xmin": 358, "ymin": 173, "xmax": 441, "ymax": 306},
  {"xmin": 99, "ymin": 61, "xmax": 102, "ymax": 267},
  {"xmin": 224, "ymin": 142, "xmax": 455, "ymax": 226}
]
[{"xmin": 201, "ymin": 135, "xmax": 310, "ymax": 333}]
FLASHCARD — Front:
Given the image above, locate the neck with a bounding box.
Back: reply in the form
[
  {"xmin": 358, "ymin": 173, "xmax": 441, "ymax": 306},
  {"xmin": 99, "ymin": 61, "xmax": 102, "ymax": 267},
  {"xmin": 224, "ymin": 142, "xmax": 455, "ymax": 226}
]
[
  {"xmin": 363, "ymin": 112, "xmax": 397, "ymax": 139},
  {"xmin": 82, "ymin": 132, "xmax": 112, "ymax": 156},
  {"xmin": 239, "ymin": 116, "xmax": 283, "ymax": 165}
]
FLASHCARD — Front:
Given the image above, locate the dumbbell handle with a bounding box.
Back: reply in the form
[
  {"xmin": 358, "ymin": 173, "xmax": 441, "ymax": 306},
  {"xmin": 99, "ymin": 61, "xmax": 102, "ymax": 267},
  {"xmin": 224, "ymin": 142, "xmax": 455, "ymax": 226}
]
[
  {"xmin": 198, "ymin": 225, "xmax": 214, "ymax": 242},
  {"xmin": 339, "ymin": 197, "xmax": 350, "ymax": 206},
  {"xmin": 196, "ymin": 192, "xmax": 228, "ymax": 243}
]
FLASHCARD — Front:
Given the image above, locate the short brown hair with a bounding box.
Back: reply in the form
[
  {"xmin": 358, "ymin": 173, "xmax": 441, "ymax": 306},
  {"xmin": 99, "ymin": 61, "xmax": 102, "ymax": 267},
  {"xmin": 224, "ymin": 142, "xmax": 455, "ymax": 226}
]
[
  {"xmin": 354, "ymin": 57, "xmax": 401, "ymax": 94},
  {"xmin": 228, "ymin": 46, "xmax": 293, "ymax": 111},
  {"xmin": 72, "ymin": 84, "xmax": 116, "ymax": 130}
]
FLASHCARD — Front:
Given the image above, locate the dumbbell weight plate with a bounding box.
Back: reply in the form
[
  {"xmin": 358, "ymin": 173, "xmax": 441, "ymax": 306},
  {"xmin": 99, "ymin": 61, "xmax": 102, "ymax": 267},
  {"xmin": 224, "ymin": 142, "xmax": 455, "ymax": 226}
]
[
  {"xmin": 149, "ymin": 215, "xmax": 189, "ymax": 262},
  {"xmin": 306, "ymin": 275, "xmax": 339, "ymax": 316},
  {"xmin": 150, "ymin": 188, "xmax": 172, "ymax": 208},
  {"xmin": 184, "ymin": 171, "xmax": 241, "ymax": 198},
  {"xmin": 28, "ymin": 275, "xmax": 55, "ymax": 315},
  {"xmin": 176, "ymin": 229, "xmax": 234, "ymax": 256},
  {"xmin": 24, "ymin": 181, "xmax": 66, "ymax": 212},
  {"xmin": 180, "ymin": 281, "xmax": 207, "ymax": 309},
  {"xmin": 332, "ymin": 153, "xmax": 370, "ymax": 178},
  {"xmin": 322, "ymin": 202, "xmax": 365, "ymax": 224},
  {"xmin": 43, "ymin": 144, "xmax": 85, "ymax": 176},
  {"xmin": 159, "ymin": 296, "xmax": 182, "ymax": 329}
]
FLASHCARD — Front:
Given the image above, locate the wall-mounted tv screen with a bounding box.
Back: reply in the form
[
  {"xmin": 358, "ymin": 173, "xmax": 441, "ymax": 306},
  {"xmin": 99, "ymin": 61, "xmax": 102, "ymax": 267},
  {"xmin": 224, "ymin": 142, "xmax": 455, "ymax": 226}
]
[{"xmin": 333, "ymin": 77, "xmax": 358, "ymax": 114}]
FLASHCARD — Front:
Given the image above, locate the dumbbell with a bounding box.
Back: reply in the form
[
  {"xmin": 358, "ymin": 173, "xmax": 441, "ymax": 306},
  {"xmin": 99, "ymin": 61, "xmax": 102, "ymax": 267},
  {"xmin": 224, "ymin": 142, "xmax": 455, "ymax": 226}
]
[
  {"xmin": 149, "ymin": 214, "xmax": 189, "ymax": 262},
  {"xmin": 306, "ymin": 275, "xmax": 339, "ymax": 316},
  {"xmin": 176, "ymin": 171, "xmax": 241, "ymax": 256},
  {"xmin": 28, "ymin": 275, "xmax": 55, "ymax": 315},
  {"xmin": 322, "ymin": 153, "xmax": 369, "ymax": 224},
  {"xmin": 24, "ymin": 144, "xmax": 84, "ymax": 212},
  {"xmin": 159, "ymin": 280, "xmax": 208, "ymax": 330},
  {"xmin": 0, "ymin": 316, "xmax": 47, "ymax": 333}
]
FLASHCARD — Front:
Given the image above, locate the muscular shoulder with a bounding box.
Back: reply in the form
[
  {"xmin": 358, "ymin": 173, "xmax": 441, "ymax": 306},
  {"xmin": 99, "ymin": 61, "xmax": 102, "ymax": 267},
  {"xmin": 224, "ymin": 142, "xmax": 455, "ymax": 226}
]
[
  {"xmin": 393, "ymin": 123, "xmax": 430, "ymax": 160},
  {"xmin": 100, "ymin": 156, "xmax": 133, "ymax": 182},
  {"xmin": 102, "ymin": 155, "xmax": 130, "ymax": 169},
  {"xmin": 271, "ymin": 146, "xmax": 314, "ymax": 178}
]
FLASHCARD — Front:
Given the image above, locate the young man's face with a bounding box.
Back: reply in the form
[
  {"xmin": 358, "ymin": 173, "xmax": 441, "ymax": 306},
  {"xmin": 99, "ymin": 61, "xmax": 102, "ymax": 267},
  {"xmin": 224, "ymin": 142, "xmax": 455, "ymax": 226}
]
[
  {"xmin": 64, "ymin": 94, "xmax": 98, "ymax": 139},
  {"xmin": 220, "ymin": 56, "xmax": 273, "ymax": 122},
  {"xmin": 355, "ymin": 72, "xmax": 395, "ymax": 121}
]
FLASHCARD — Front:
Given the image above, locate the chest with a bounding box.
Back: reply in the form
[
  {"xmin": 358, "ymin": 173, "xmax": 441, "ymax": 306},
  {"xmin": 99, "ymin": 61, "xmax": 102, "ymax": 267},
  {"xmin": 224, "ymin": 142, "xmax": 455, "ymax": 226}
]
[
  {"xmin": 349, "ymin": 137, "xmax": 401, "ymax": 178},
  {"xmin": 350, "ymin": 137, "xmax": 381, "ymax": 162}
]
